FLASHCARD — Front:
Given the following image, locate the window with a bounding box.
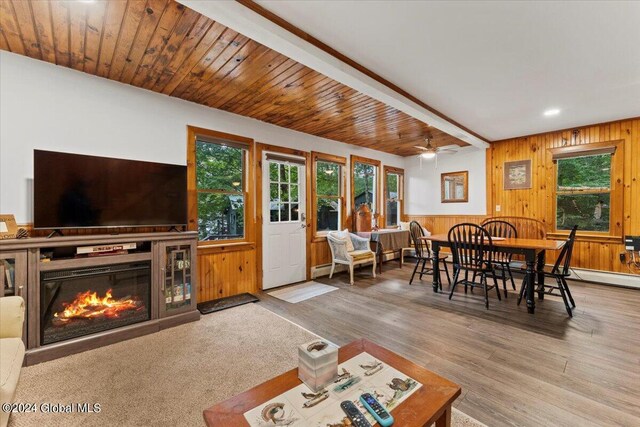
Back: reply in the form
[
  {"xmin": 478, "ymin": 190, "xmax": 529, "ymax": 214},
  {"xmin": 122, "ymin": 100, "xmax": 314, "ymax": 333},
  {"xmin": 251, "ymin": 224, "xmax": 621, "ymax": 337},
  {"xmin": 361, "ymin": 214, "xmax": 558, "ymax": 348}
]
[
  {"xmin": 351, "ymin": 156, "xmax": 381, "ymax": 226},
  {"xmin": 269, "ymin": 162, "xmax": 300, "ymax": 223},
  {"xmin": 556, "ymin": 154, "xmax": 611, "ymax": 232},
  {"xmin": 550, "ymin": 140, "xmax": 623, "ymax": 237},
  {"xmin": 384, "ymin": 167, "xmax": 404, "ymax": 227},
  {"xmin": 188, "ymin": 126, "xmax": 253, "ymax": 243},
  {"xmin": 312, "ymin": 152, "xmax": 346, "ymax": 235}
]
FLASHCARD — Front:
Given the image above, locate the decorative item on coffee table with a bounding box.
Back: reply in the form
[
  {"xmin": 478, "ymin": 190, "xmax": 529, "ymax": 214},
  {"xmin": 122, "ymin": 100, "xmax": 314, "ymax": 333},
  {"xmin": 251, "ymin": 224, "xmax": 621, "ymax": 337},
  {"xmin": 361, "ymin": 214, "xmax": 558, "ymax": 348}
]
[{"xmin": 298, "ymin": 340, "xmax": 338, "ymax": 392}]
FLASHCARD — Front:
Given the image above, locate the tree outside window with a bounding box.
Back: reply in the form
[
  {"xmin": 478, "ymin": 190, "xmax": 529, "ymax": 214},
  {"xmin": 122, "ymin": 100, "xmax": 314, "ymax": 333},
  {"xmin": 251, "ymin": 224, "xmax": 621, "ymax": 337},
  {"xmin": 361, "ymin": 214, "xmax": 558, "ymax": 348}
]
[
  {"xmin": 556, "ymin": 153, "xmax": 611, "ymax": 232},
  {"xmin": 385, "ymin": 172, "xmax": 402, "ymax": 227},
  {"xmin": 195, "ymin": 140, "xmax": 246, "ymax": 241},
  {"xmin": 316, "ymin": 161, "xmax": 341, "ymax": 232},
  {"xmin": 353, "ymin": 162, "xmax": 378, "ymax": 214}
]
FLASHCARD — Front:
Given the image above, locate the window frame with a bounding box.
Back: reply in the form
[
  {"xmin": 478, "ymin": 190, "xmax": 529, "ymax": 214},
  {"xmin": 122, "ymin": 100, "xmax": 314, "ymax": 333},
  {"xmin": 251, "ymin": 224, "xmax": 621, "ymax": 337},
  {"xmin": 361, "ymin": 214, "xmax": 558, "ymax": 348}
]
[
  {"xmin": 548, "ymin": 140, "xmax": 624, "ymax": 242},
  {"xmin": 187, "ymin": 126, "xmax": 255, "ymax": 249},
  {"xmin": 383, "ymin": 166, "xmax": 404, "ymax": 228},
  {"xmin": 350, "ymin": 155, "xmax": 381, "ymax": 228},
  {"xmin": 311, "ymin": 151, "xmax": 347, "ymax": 240}
]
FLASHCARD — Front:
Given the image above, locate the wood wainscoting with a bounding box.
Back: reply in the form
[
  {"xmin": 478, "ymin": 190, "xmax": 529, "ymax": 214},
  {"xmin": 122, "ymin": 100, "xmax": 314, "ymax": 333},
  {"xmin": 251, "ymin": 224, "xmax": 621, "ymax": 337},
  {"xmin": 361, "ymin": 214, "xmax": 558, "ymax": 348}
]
[
  {"xmin": 196, "ymin": 245, "xmax": 258, "ymax": 301},
  {"xmin": 403, "ymin": 215, "xmax": 487, "ymax": 235},
  {"xmin": 487, "ymin": 117, "xmax": 640, "ymax": 274}
]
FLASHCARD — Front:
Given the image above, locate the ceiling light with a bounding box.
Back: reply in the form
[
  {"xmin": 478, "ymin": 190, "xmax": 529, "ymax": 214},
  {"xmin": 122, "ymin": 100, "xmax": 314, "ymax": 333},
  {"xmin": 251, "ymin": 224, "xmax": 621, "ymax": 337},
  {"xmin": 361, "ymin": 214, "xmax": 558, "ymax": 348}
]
[
  {"xmin": 324, "ymin": 169, "xmax": 334, "ymax": 175},
  {"xmin": 421, "ymin": 152, "xmax": 436, "ymax": 159},
  {"xmin": 543, "ymin": 108, "xmax": 561, "ymax": 116}
]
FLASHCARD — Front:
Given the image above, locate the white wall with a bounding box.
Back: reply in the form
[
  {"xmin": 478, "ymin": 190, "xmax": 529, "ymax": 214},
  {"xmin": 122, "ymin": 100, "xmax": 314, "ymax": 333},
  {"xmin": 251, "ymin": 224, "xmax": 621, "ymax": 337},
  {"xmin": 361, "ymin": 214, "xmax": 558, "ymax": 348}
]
[
  {"xmin": 0, "ymin": 51, "xmax": 405, "ymax": 224},
  {"xmin": 404, "ymin": 147, "xmax": 487, "ymax": 215}
]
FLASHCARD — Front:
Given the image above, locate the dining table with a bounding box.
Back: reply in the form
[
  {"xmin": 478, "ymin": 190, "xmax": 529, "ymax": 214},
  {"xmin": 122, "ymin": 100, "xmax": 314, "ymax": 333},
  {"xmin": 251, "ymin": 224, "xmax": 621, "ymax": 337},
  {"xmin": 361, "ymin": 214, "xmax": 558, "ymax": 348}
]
[{"xmin": 420, "ymin": 234, "xmax": 566, "ymax": 314}]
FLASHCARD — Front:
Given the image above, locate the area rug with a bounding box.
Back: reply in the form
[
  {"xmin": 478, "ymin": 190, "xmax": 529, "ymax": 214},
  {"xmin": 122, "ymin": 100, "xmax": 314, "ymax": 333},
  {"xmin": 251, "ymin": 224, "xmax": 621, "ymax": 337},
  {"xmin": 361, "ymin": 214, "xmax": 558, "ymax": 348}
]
[
  {"xmin": 9, "ymin": 304, "xmax": 485, "ymax": 427},
  {"xmin": 268, "ymin": 281, "xmax": 339, "ymax": 303}
]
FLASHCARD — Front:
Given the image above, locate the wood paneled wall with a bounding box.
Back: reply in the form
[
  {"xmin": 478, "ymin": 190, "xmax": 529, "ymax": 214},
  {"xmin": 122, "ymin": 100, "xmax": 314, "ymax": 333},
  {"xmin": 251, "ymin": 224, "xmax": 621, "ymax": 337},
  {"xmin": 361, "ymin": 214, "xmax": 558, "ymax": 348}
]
[
  {"xmin": 403, "ymin": 215, "xmax": 487, "ymax": 234},
  {"xmin": 197, "ymin": 247, "xmax": 258, "ymax": 301},
  {"xmin": 487, "ymin": 117, "xmax": 640, "ymax": 274}
]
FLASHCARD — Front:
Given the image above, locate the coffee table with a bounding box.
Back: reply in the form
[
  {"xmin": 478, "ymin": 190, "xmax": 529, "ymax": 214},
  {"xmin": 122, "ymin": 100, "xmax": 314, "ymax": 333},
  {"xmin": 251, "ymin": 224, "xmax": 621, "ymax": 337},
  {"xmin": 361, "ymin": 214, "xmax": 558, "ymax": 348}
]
[{"xmin": 203, "ymin": 339, "xmax": 461, "ymax": 427}]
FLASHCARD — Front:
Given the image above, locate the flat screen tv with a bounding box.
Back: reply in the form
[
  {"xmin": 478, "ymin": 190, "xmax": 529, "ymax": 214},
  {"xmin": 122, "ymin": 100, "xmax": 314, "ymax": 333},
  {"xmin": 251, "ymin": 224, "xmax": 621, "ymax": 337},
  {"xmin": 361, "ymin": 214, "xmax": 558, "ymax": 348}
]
[{"xmin": 34, "ymin": 150, "xmax": 187, "ymax": 229}]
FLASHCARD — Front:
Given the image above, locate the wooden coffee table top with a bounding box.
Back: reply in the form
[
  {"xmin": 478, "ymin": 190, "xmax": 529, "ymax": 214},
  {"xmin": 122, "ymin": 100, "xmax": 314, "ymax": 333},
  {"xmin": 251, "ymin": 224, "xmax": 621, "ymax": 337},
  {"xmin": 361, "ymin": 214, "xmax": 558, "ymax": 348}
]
[{"xmin": 203, "ymin": 339, "xmax": 461, "ymax": 426}]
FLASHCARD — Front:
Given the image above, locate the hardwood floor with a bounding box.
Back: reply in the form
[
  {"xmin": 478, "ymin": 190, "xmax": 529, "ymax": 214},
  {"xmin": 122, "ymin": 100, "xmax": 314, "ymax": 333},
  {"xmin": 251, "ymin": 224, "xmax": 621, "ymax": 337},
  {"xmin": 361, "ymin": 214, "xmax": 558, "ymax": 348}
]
[{"xmin": 258, "ymin": 262, "xmax": 640, "ymax": 427}]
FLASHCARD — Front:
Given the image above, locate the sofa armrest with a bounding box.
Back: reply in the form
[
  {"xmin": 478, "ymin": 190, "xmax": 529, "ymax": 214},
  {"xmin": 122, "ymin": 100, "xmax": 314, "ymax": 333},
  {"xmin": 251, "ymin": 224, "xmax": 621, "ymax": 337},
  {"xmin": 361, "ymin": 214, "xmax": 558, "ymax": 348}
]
[{"xmin": 0, "ymin": 296, "xmax": 25, "ymax": 339}]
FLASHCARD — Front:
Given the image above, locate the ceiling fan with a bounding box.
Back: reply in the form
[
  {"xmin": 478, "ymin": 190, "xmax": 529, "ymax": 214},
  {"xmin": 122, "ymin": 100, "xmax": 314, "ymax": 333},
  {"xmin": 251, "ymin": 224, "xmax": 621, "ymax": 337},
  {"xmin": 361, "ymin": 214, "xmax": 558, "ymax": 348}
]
[{"xmin": 414, "ymin": 136, "xmax": 457, "ymax": 168}]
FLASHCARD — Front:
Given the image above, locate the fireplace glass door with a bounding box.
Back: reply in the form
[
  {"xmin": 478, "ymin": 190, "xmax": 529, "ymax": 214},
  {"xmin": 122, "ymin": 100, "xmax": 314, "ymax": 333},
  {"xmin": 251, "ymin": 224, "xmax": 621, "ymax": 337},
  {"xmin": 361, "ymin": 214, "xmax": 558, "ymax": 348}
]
[{"xmin": 40, "ymin": 261, "xmax": 151, "ymax": 345}]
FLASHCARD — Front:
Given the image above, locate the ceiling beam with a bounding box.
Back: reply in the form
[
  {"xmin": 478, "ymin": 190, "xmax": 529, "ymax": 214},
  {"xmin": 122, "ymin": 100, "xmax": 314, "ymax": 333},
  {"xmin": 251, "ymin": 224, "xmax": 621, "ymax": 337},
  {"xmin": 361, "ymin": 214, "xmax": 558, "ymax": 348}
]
[{"xmin": 178, "ymin": 0, "xmax": 490, "ymax": 149}]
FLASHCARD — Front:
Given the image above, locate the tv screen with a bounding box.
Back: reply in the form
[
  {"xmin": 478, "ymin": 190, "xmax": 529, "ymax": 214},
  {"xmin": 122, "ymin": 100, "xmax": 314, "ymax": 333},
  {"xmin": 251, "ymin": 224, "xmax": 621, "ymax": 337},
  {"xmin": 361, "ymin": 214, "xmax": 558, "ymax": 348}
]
[{"xmin": 34, "ymin": 150, "xmax": 187, "ymax": 229}]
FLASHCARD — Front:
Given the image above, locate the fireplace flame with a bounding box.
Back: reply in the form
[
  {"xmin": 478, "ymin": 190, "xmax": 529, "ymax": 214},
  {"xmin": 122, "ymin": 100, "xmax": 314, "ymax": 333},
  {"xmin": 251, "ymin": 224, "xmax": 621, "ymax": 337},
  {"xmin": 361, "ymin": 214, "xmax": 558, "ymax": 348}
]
[{"xmin": 54, "ymin": 289, "xmax": 141, "ymax": 323}]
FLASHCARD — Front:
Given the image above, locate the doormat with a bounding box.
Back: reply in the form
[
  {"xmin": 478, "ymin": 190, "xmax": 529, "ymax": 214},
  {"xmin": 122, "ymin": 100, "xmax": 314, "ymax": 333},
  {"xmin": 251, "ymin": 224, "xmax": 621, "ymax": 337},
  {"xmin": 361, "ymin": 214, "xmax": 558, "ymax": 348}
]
[
  {"xmin": 268, "ymin": 281, "xmax": 338, "ymax": 303},
  {"xmin": 197, "ymin": 293, "xmax": 259, "ymax": 315}
]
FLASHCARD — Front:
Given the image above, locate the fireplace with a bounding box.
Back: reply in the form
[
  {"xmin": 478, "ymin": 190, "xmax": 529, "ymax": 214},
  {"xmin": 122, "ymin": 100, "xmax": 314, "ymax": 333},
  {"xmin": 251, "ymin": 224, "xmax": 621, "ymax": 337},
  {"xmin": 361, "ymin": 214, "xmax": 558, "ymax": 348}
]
[{"xmin": 40, "ymin": 262, "xmax": 151, "ymax": 345}]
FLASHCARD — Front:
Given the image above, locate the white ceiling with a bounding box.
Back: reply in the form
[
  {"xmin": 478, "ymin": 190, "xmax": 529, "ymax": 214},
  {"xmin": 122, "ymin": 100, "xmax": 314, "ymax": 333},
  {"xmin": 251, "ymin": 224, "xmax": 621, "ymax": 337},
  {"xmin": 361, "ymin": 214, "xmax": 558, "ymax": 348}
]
[{"xmin": 256, "ymin": 1, "xmax": 640, "ymax": 141}]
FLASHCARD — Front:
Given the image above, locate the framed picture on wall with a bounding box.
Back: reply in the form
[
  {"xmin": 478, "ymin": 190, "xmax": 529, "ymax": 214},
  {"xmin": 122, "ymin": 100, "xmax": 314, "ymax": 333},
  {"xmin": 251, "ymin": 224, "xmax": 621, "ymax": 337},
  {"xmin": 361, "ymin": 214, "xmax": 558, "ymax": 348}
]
[{"xmin": 504, "ymin": 160, "xmax": 532, "ymax": 190}]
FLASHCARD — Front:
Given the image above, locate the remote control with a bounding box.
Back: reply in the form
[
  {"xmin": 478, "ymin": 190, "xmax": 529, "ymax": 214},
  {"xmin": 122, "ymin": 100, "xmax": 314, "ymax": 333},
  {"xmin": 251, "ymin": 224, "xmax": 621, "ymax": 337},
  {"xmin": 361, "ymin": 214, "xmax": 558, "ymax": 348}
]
[
  {"xmin": 359, "ymin": 393, "xmax": 394, "ymax": 426},
  {"xmin": 340, "ymin": 400, "xmax": 372, "ymax": 427}
]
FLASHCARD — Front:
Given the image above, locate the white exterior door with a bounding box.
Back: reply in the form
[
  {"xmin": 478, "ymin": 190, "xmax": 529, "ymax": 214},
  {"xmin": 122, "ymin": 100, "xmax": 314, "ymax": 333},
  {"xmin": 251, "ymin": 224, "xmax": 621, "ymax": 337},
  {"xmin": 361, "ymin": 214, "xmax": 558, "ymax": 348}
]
[{"xmin": 262, "ymin": 153, "xmax": 307, "ymax": 289}]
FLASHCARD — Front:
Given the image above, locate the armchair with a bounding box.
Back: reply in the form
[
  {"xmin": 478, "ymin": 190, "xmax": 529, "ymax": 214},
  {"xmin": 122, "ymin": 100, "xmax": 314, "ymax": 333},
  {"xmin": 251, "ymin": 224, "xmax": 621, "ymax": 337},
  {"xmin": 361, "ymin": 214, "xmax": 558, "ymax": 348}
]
[
  {"xmin": 1, "ymin": 296, "xmax": 25, "ymax": 427},
  {"xmin": 327, "ymin": 231, "xmax": 376, "ymax": 285}
]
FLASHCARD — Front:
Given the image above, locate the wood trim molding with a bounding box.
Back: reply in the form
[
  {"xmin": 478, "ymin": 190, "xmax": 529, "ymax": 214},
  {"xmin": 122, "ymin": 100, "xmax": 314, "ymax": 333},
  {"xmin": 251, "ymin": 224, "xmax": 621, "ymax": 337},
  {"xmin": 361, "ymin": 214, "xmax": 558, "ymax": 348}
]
[
  {"xmin": 312, "ymin": 151, "xmax": 347, "ymax": 165},
  {"xmin": 350, "ymin": 155, "xmax": 382, "ymax": 228},
  {"xmin": 255, "ymin": 143, "xmax": 313, "ymax": 288},
  {"xmin": 235, "ymin": 0, "xmax": 488, "ymax": 144},
  {"xmin": 311, "ymin": 152, "xmax": 348, "ymax": 238}
]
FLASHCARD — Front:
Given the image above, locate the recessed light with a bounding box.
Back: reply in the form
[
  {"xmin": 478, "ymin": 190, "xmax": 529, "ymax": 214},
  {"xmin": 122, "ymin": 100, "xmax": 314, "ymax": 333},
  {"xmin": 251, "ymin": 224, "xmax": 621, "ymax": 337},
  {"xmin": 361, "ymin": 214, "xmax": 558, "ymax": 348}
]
[{"xmin": 543, "ymin": 108, "xmax": 561, "ymax": 116}]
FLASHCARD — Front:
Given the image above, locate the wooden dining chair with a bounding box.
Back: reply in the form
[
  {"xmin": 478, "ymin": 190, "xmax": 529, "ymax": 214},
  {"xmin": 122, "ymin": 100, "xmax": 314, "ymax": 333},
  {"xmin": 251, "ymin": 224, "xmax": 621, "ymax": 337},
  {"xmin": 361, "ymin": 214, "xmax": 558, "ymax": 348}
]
[
  {"xmin": 518, "ymin": 225, "xmax": 578, "ymax": 316},
  {"xmin": 448, "ymin": 223, "xmax": 501, "ymax": 309},
  {"xmin": 408, "ymin": 221, "xmax": 451, "ymax": 288},
  {"xmin": 481, "ymin": 219, "xmax": 518, "ymax": 298}
]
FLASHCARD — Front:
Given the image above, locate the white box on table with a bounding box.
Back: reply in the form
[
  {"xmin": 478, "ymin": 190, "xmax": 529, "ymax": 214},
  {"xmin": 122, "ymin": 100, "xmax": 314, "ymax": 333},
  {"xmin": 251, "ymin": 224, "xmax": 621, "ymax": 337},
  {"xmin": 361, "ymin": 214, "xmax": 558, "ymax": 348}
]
[{"xmin": 298, "ymin": 340, "xmax": 338, "ymax": 392}]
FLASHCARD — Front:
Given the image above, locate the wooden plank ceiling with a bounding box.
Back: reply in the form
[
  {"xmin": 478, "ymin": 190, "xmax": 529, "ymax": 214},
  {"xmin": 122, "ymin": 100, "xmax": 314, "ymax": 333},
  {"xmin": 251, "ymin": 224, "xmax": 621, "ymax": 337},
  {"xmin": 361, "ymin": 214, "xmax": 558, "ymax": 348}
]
[{"xmin": 0, "ymin": 0, "xmax": 469, "ymax": 156}]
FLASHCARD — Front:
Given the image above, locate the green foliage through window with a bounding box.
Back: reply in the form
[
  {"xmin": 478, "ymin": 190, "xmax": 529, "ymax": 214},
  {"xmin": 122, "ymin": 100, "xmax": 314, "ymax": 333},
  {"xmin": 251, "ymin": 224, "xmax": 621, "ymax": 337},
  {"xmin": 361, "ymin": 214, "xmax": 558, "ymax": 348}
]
[
  {"xmin": 353, "ymin": 162, "xmax": 377, "ymax": 213},
  {"xmin": 269, "ymin": 162, "xmax": 300, "ymax": 223},
  {"xmin": 316, "ymin": 161, "xmax": 341, "ymax": 232},
  {"xmin": 556, "ymin": 154, "xmax": 611, "ymax": 232},
  {"xmin": 386, "ymin": 172, "xmax": 400, "ymax": 227},
  {"xmin": 195, "ymin": 140, "xmax": 246, "ymax": 241}
]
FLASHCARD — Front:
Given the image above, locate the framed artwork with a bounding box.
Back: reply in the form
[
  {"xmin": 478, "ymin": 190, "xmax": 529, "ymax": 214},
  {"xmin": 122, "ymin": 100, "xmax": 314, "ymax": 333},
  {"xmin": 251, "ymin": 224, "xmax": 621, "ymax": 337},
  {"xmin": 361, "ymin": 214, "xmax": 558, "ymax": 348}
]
[
  {"xmin": 440, "ymin": 171, "xmax": 468, "ymax": 203},
  {"xmin": 504, "ymin": 160, "xmax": 532, "ymax": 190},
  {"xmin": 0, "ymin": 214, "xmax": 18, "ymax": 239}
]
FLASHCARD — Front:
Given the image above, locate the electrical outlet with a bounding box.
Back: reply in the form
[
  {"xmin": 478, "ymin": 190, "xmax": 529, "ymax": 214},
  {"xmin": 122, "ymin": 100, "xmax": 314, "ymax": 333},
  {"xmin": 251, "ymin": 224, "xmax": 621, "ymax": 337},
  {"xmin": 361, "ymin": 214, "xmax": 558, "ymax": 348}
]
[
  {"xmin": 620, "ymin": 253, "xmax": 626, "ymax": 263},
  {"xmin": 496, "ymin": 205, "xmax": 501, "ymax": 212}
]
